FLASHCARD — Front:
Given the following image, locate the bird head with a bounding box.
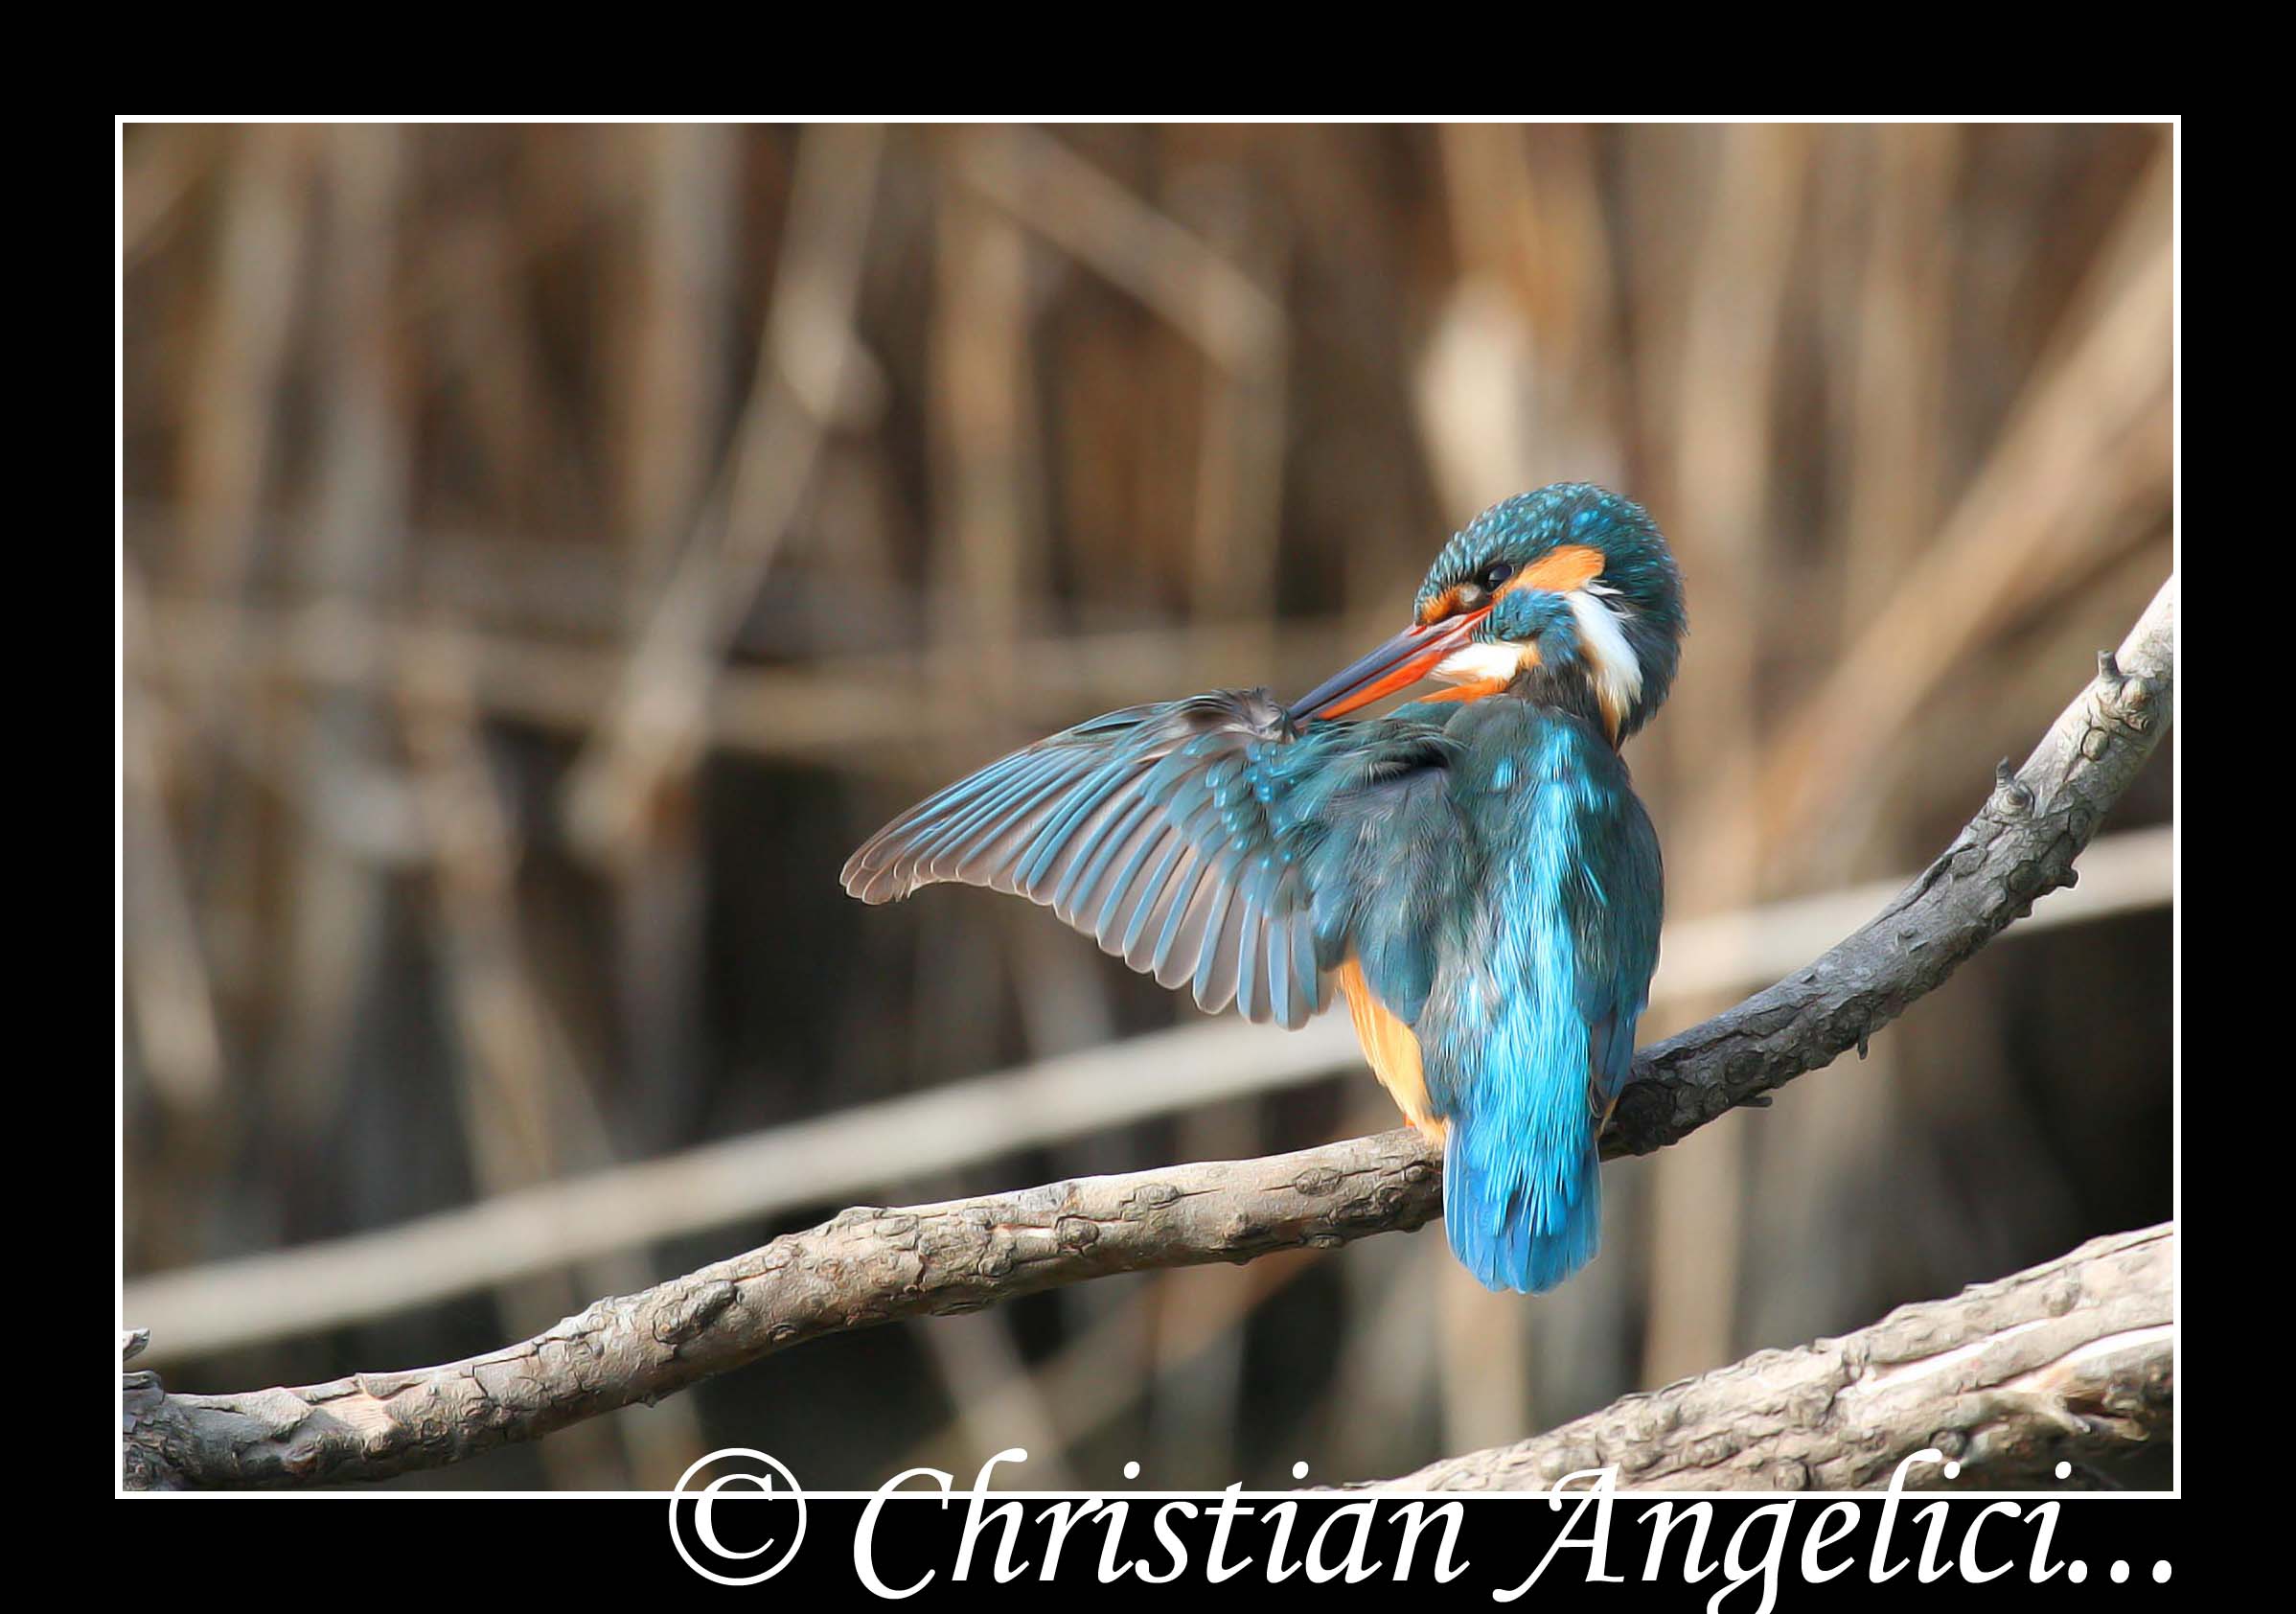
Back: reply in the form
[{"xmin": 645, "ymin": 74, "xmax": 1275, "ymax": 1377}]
[{"xmin": 1290, "ymin": 483, "xmax": 1685, "ymax": 745}]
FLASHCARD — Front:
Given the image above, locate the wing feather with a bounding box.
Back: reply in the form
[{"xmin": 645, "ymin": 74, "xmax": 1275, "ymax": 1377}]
[{"xmin": 841, "ymin": 689, "xmax": 1455, "ymax": 1031}]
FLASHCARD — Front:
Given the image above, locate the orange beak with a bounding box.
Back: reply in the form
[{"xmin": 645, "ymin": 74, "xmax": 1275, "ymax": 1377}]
[{"xmin": 1289, "ymin": 606, "xmax": 1494, "ymax": 723}]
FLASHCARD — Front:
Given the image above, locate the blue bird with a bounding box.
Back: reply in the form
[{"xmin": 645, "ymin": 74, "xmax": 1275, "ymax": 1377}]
[{"xmin": 842, "ymin": 484, "xmax": 1685, "ymax": 1293}]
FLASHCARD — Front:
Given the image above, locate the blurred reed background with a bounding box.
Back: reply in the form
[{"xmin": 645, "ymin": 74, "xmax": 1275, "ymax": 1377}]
[{"xmin": 120, "ymin": 121, "xmax": 2174, "ymax": 1490}]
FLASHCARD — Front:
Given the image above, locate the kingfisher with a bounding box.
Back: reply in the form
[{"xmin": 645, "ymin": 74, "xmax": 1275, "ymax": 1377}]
[{"xmin": 842, "ymin": 484, "xmax": 1685, "ymax": 1293}]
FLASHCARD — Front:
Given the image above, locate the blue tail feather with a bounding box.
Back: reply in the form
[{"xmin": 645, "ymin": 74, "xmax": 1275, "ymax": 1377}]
[{"xmin": 1442, "ymin": 1121, "xmax": 1601, "ymax": 1295}]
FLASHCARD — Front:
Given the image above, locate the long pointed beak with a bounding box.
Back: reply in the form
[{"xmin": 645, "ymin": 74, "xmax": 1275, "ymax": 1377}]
[{"xmin": 1290, "ymin": 608, "xmax": 1492, "ymax": 723}]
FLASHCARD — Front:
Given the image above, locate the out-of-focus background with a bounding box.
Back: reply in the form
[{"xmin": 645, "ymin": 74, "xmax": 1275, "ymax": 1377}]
[{"xmin": 120, "ymin": 122, "xmax": 2173, "ymax": 1490}]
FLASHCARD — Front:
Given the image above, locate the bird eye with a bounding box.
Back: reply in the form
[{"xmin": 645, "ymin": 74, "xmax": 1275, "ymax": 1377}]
[{"xmin": 1480, "ymin": 562, "xmax": 1515, "ymax": 591}]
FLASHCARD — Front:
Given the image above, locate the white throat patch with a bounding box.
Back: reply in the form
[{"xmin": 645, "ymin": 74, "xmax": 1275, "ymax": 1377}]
[{"xmin": 1433, "ymin": 641, "xmax": 1533, "ymax": 686}]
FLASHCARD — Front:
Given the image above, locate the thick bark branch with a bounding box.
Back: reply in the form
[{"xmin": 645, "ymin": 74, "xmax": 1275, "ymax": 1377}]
[
  {"xmin": 1372, "ymin": 1223, "xmax": 2171, "ymax": 1491},
  {"xmin": 123, "ymin": 581, "xmax": 2172, "ymax": 1490},
  {"xmin": 124, "ymin": 1132, "xmax": 1442, "ymax": 1487}
]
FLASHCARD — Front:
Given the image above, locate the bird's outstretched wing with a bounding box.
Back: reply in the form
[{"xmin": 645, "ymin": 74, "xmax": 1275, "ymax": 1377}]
[{"xmin": 841, "ymin": 690, "xmax": 1458, "ymax": 1028}]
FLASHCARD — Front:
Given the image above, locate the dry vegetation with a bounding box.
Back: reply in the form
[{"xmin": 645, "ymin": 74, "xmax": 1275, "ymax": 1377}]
[{"xmin": 121, "ymin": 122, "xmax": 2172, "ymax": 1489}]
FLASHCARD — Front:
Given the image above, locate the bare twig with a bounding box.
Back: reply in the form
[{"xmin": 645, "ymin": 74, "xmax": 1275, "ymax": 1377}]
[
  {"xmin": 561, "ymin": 125, "xmax": 883, "ymax": 860},
  {"xmin": 1755, "ymin": 149, "xmax": 2171, "ymax": 869},
  {"xmin": 958, "ymin": 128, "xmax": 1283, "ymax": 379},
  {"xmin": 1369, "ymin": 1223, "xmax": 2170, "ymax": 1491},
  {"xmin": 122, "ymin": 581, "xmax": 2172, "ymax": 1489}
]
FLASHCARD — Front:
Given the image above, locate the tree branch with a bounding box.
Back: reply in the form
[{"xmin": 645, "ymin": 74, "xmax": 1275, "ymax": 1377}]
[
  {"xmin": 1606, "ymin": 576, "xmax": 2172, "ymax": 1156},
  {"xmin": 124, "ymin": 1132, "xmax": 1443, "ymax": 1488},
  {"xmin": 1370, "ymin": 1223, "xmax": 2171, "ymax": 1491},
  {"xmin": 122, "ymin": 579, "xmax": 2172, "ymax": 1490}
]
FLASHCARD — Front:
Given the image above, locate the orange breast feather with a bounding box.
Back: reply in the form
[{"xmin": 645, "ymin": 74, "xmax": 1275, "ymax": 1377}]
[{"xmin": 1336, "ymin": 957, "xmax": 1444, "ymax": 1141}]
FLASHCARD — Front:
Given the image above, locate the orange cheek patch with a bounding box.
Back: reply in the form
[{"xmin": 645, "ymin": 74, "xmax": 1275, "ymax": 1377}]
[
  {"xmin": 1418, "ymin": 678, "xmax": 1509, "ymax": 705},
  {"xmin": 1416, "ymin": 587, "xmax": 1464, "ymax": 627},
  {"xmin": 1502, "ymin": 544, "xmax": 1605, "ymax": 596}
]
